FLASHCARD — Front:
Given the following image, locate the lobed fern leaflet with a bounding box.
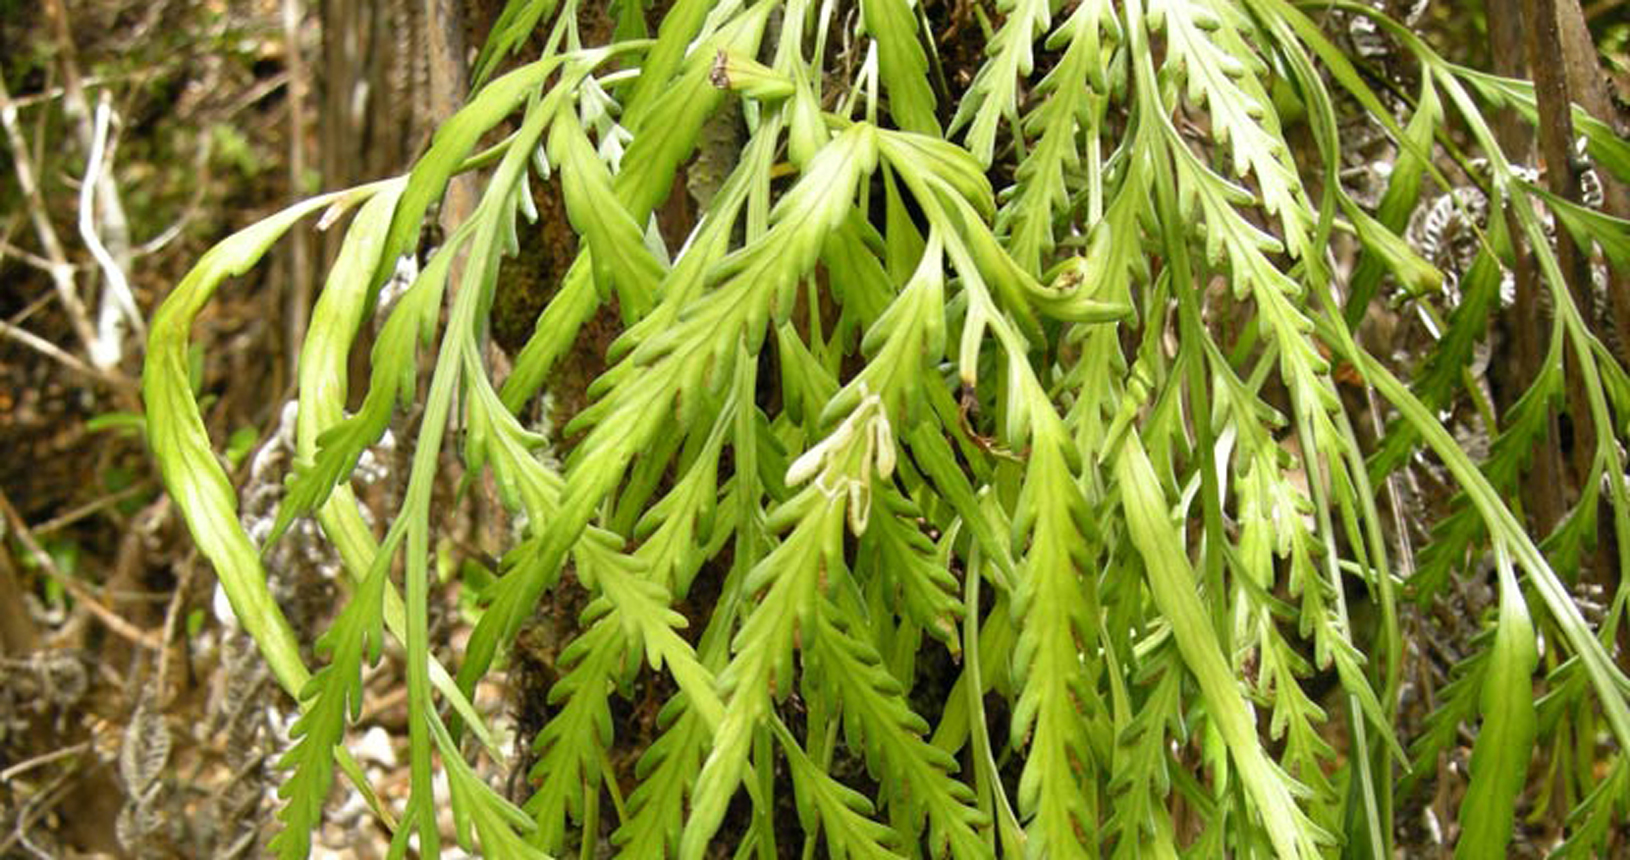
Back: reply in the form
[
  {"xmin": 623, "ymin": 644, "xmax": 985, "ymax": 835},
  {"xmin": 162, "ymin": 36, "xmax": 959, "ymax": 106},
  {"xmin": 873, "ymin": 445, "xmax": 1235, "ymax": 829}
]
[
  {"xmin": 267, "ymin": 564, "xmax": 388, "ymax": 860},
  {"xmin": 806, "ymin": 598, "xmax": 988, "ymax": 856}
]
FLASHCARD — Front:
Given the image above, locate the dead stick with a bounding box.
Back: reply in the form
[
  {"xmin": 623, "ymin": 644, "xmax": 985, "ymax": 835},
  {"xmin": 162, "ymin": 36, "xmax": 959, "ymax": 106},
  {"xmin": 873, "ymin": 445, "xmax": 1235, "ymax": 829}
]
[{"xmin": 0, "ymin": 489, "xmax": 163, "ymax": 651}]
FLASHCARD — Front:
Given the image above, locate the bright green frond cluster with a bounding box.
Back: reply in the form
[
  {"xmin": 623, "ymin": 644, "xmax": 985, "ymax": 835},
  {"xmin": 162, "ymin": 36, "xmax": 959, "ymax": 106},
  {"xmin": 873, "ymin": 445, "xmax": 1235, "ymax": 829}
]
[{"xmin": 145, "ymin": 0, "xmax": 1630, "ymax": 856}]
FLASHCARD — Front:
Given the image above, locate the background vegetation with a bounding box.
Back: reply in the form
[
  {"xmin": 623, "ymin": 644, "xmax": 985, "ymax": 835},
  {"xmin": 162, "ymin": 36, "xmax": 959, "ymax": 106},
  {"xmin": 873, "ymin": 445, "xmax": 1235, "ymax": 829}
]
[{"xmin": 2, "ymin": 0, "xmax": 1629, "ymax": 857}]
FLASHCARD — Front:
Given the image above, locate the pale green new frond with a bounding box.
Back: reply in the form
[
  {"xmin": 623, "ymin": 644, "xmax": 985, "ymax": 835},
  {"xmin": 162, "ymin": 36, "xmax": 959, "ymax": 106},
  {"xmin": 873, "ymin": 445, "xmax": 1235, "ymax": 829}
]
[
  {"xmin": 285, "ymin": 178, "xmax": 405, "ymax": 558},
  {"xmin": 1116, "ymin": 436, "xmax": 1327, "ymax": 860},
  {"xmin": 143, "ymin": 180, "xmax": 402, "ymax": 847},
  {"xmin": 278, "ymin": 56, "xmax": 599, "ymax": 551},
  {"xmin": 1455, "ymin": 550, "xmax": 1537, "ymax": 859},
  {"xmin": 145, "ymin": 180, "xmax": 390, "ymax": 698}
]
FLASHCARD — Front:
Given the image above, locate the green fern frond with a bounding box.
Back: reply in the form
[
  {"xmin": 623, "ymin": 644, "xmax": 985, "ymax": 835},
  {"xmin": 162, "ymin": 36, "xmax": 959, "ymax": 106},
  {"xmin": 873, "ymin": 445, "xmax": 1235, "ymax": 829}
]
[
  {"xmin": 1104, "ymin": 643, "xmax": 1183, "ymax": 858},
  {"xmin": 859, "ymin": 487, "xmax": 964, "ymax": 649},
  {"xmin": 1117, "ymin": 436, "xmax": 1328, "ymax": 860},
  {"xmin": 806, "ymin": 599, "xmax": 987, "ymax": 856},
  {"xmin": 267, "ymin": 563, "xmax": 388, "ymax": 860},
  {"xmin": 1009, "ymin": 424, "xmax": 1105, "ymax": 858},
  {"xmin": 1554, "ymin": 756, "xmax": 1630, "ymax": 857},
  {"xmin": 948, "ymin": 0, "xmax": 1051, "ymax": 166},
  {"xmin": 998, "ymin": 0, "xmax": 1116, "ymax": 276},
  {"xmin": 143, "ymin": 1, "xmax": 1630, "ymax": 855},
  {"xmin": 686, "ymin": 486, "xmax": 844, "ymax": 855},
  {"xmin": 773, "ymin": 717, "xmax": 906, "ymax": 858},
  {"xmin": 270, "ymin": 237, "xmax": 457, "ymax": 548},
  {"xmin": 523, "ymin": 618, "xmax": 621, "ymax": 851},
  {"xmin": 424, "ymin": 713, "xmax": 546, "ymax": 858},
  {"xmin": 1150, "ymin": 0, "xmax": 1312, "ymax": 257},
  {"xmin": 1455, "ymin": 551, "xmax": 1537, "ymax": 858},
  {"xmin": 859, "ymin": 0, "xmax": 940, "ymax": 136}
]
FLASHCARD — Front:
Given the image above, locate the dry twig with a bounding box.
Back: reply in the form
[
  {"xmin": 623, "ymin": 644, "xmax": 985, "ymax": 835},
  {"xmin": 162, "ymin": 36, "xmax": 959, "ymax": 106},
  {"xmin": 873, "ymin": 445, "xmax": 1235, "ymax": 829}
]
[
  {"xmin": 0, "ymin": 489, "xmax": 162, "ymax": 652},
  {"xmin": 78, "ymin": 91, "xmax": 146, "ymax": 360},
  {"xmin": 0, "ymin": 73, "xmax": 102, "ymax": 365}
]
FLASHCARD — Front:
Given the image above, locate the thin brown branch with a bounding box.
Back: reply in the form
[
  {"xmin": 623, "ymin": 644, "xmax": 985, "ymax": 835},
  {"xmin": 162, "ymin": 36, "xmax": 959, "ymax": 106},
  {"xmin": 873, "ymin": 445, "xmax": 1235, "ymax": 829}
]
[
  {"xmin": 0, "ymin": 742, "xmax": 93, "ymax": 784},
  {"xmin": 0, "ymin": 489, "xmax": 163, "ymax": 652},
  {"xmin": 1521, "ymin": 0, "xmax": 1591, "ymax": 306},
  {"xmin": 282, "ymin": 0, "xmax": 314, "ymax": 373},
  {"xmin": 28, "ymin": 483, "xmax": 154, "ymax": 537},
  {"xmin": 1487, "ymin": 0, "xmax": 1569, "ymax": 535},
  {"xmin": 1523, "ymin": 0, "xmax": 1602, "ymax": 512},
  {"xmin": 151, "ymin": 557, "xmax": 195, "ymax": 706},
  {"xmin": 1555, "ymin": 0, "xmax": 1630, "ymax": 366},
  {"xmin": 0, "ymin": 320, "xmax": 110, "ymax": 384}
]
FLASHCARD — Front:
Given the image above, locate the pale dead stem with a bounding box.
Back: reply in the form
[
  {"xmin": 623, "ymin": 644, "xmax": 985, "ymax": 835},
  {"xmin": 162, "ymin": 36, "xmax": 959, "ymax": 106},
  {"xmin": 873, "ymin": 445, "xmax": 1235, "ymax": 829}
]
[
  {"xmin": 0, "ymin": 319, "xmax": 109, "ymax": 385},
  {"xmin": 0, "ymin": 18, "xmax": 144, "ymax": 384},
  {"xmin": 45, "ymin": 0, "xmax": 141, "ymax": 370},
  {"xmin": 79, "ymin": 92, "xmax": 147, "ymax": 362},
  {"xmin": 0, "ymin": 73, "xmax": 102, "ymax": 366}
]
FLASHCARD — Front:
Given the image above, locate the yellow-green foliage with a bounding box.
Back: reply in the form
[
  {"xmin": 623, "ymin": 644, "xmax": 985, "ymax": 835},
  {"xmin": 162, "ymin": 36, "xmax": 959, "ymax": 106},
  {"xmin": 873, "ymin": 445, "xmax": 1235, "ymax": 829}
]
[{"xmin": 145, "ymin": 0, "xmax": 1630, "ymax": 857}]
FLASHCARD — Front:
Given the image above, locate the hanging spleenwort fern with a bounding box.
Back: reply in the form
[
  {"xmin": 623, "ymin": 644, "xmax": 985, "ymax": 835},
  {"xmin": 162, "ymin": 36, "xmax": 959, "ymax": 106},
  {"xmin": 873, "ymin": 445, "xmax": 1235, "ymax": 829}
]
[{"xmin": 142, "ymin": 0, "xmax": 1630, "ymax": 856}]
